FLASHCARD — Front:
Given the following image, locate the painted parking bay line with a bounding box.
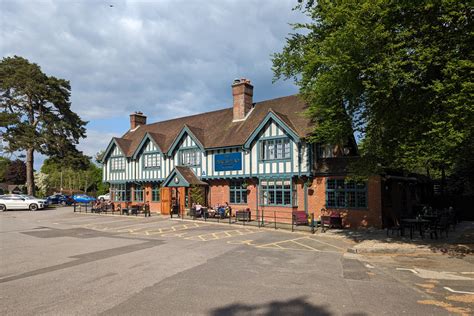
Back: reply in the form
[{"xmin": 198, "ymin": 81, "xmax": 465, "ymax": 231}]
[
  {"xmin": 255, "ymin": 236, "xmax": 321, "ymax": 252},
  {"xmin": 143, "ymin": 223, "xmax": 208, "ymax": 236},
  {"xmin": 184, "ymin": 229, "xmax": 261, "ymax": 241}
]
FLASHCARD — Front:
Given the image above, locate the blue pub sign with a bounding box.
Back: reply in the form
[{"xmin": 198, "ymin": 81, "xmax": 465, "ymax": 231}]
[{"xmin": 214, "ymin": 152, "xmax": 242, "ymax": 171}]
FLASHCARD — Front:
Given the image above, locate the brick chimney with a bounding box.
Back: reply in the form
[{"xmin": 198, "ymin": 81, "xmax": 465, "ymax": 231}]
[
  {"xmin": 130, "ymin": 111, "xmax": 146, "ymax": 130},
  {"xmin": 232, "ymin": 78, "xmax": 253, "ymax": 121}
]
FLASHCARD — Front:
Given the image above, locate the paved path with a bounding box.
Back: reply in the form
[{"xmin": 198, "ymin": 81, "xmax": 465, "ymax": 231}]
[{"xmin": 1, "ymin": 208, "xmax": 471, "ymax": 315}]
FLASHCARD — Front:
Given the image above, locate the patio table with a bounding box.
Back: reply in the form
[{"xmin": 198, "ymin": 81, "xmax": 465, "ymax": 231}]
[{"xmin": 401, "ymin": 218, "xmax": 431, "ymax": 239}]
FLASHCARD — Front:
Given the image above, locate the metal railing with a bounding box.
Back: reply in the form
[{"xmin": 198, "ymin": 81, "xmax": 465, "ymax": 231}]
[{"xmin": 178, "ymin": 209, "xmax": 318, "ymax": 234}]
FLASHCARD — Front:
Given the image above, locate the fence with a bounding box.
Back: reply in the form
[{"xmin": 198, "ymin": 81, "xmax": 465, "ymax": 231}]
[{"xmin": 171, "ymin": 209, "xmax": 318, "ymax": 234}]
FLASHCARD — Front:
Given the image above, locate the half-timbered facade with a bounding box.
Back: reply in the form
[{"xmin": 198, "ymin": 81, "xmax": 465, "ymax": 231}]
[{"xmin": 101, "ymin": 79, "xmax": 383, "ymax": 228}]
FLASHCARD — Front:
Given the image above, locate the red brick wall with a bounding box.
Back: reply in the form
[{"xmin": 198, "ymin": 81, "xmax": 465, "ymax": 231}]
[
  {"xmin": 308, "ymin": 176, "xmax": 383, "ymax": 228},
  {"xmin": 172, "ymin": 175, "xmax": 383, "ymax": 228}
]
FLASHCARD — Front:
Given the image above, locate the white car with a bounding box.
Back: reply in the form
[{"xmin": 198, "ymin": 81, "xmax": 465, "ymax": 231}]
[
  {"xmin": 97, "ymin": 193, "xmax": 110, "ymax": 201},
  {"xmin": 0, "ymin": 194, "xmax": 46, "ymax": 211}
]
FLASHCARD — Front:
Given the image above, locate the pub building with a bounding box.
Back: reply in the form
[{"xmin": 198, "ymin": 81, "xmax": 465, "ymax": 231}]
[{"xmin": 102, "ymin": 78, "xmax": 384, "ymax": 228}]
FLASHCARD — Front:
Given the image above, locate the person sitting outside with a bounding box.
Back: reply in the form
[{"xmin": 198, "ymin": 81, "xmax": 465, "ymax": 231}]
[
  {"xmin": 92, "ymin": 200, "xmax": 101, "ymax": 213},
  {"xmin": 217, "ymin": 204, "xmax": 226, "ymax": 218},
  {"xmin": 224, "ymin": 202, "xmax": 232, "ymax": 218}
]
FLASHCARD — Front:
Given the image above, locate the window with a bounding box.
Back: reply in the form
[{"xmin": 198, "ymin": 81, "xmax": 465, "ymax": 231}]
[
  {"xmin": 259, "ymin": 179, "xmax": 295, "ymax": 206},
  {"xmin": 144, "ymin": 153, "xmax": 160, "ymax": 169},
  {"xmin": 134, "ymin": 184, "xmax": 143, "ymax": 202},
  {"xmin": 110, "ymin": 157, "xmax": 125, "ymax": 171},
  {"xmin": 316, "ymin": 144, "xmax": 335, "ymax": 158},
  {"xmin": 326, "ymin": 179, "xmax": 367, "ymax": 208},
  {"xmin": 111, "ymin": 184, "xmax": 129, "ymax": 202},
  {"xmin": 260, "ymin": 138, "xmax": 291, "ymax": 160},
  {"xmin": 180, "ymin": 149, "xmax": 201, "ymax": 166},
  {"xmin": 152, "ymin": 183, "xmax": 161, "ymax": 202},
  {"xmin": 230, "ymin": 180, "xmax": 247, "ymax": 204}
]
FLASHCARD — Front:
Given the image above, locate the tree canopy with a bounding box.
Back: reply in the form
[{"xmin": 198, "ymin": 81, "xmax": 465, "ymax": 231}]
[
  {"xmin": 38, "ymin": 153, "xmax": 108, "ymax": 197},
  {"xmin": 273, "ymin": 0, "xmax": 473, "ymax": 179},
  {"xmin": 0, "ymin": 56, "xmax": 87, "ymax": 194}
]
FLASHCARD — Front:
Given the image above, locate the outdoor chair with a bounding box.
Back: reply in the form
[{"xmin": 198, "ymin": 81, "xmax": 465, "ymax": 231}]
[
  {"xmin": 386, "ymin": 220, "xmax": 403, "ymax": 237},
  {"xmin": 423, "ymin": 217, "xmax": 439, "ymax": 240},
  {"xmin": 436, "ymin": 216, "xmax": 450, "ymax": 238}
]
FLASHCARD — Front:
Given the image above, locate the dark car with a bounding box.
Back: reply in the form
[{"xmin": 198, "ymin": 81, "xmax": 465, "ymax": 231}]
[{"xmin": 46, "ymin": 194, "xmax": 74, "ymax": 206}]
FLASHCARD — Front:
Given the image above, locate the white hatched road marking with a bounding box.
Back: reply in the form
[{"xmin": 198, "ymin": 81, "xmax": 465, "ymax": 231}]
[{"xmin": 444, "ymin": 287, "xmax": 474, "ymax": 295}]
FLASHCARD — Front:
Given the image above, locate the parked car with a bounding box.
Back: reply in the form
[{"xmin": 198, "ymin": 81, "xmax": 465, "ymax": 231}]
[
  {"xmin": 46, "ymin": 194, "xmax": 74, "ymax": 205},
  {"xmin": 72, "ymin": 194, "xmax": 96, "ymax": 204},
  {"xmin": 97, "ymin": 193, "xmax": 110, "ymax": 201},
  {"xmin": 0, "ymin": 194, "xmax": 47, "ymax": 211}
]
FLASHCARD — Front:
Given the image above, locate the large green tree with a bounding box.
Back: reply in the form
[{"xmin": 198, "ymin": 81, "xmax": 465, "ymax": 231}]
[
  {"xmin": 0, "ymin": 56, "xmax": 87, "ymax": 195},
  {"xmin": 273, "ymin": 0, "xmax": 473, "ymax": 179}
]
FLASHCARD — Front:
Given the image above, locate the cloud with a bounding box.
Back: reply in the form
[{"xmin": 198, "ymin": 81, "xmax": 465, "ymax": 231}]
[{"xmin": 1, "ymin": 0, "xmax": 309, "ymax": 166}]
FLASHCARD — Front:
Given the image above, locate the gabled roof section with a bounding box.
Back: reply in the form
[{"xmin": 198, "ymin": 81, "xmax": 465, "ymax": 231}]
[
  {"xmin": 166, "ymin": 124, "xmax": 205, "ymax": 156},
  {"xmin": 103, "ymin": 137, "xmax": 131, "ymax": 160},
  {"xmin": 243, "ymin": 110, "xmax": 301, "ymax": 149},
  {"xmin": 131, "ymin": 132, "xmax": 164, "ymax": 159},
  {"xmin": 162, "ymin": 166, "xmax": 208, "ymax": 187}
]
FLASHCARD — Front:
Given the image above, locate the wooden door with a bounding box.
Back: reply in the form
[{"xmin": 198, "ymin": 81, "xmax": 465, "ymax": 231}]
[
  {"xmin": 161, "ymin": 187, "xmax": 172, "ymax": 215},
  {"xmin": 178, "ymin": 187, "xmax": 186, "ymax": 216}
]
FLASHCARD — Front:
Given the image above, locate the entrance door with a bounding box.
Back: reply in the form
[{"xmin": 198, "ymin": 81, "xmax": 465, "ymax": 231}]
[{"xmin": 161, "ymin": 187, "xmax": 172, "ymax": 215}]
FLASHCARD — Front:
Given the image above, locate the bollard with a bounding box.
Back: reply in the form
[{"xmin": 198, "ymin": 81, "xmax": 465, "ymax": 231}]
[
  {"xmin": 73, "ymin": 202, "xmax": 76, "ymax": 212},
  {"xmin": 274, "ymin": 211, "xmax": 277, "ymax": 230},
  {"xmin": 311, "ymin": 212, "xmax": 315, "ymax": 234}
]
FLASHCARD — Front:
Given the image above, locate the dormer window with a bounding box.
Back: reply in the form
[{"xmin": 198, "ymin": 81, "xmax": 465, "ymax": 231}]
[
  {"xmin": 110, "ymin": 157, "xmax": 125, "ymax": 171},
  {"xmin": 260, "ymin": 138, "xmax": 290, "ymax": 161},
  {"xmin": 180, "ymin": 148, "xmax": 201, "ymax": 166},
  {"xmin": 143, "ymin": 153, "xmax": 160, "ymax": 169}
]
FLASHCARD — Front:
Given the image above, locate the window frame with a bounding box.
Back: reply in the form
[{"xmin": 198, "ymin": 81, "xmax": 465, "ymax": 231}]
[
  {"xmin": 229, "ymin": 180, "xmax": 248, "ymax": 204},
  {"xmin": 134, "ymin": 184, "xmax": 144, "ymax": 202},
  {"xmin": 111, "ymin": 183, "xmax": 129, "ymax": 202},
  {"xmin": 325, "ymin": 178, "xmax": 368, "ymax": 209},
  {"xmin": 143, "ymin": 152, "xmax": 161, "ymax": 170},
  {"xmin": 110, "ymin": 156, "xmax": 126, "ymax": 172},
  {"xmin": 258, "ymin": 179, "xmax": 296, "ymax": 207},
  {"xmin": 151, "ymin": 183, "xmax": 161, "ymax": 202},
  {"xmin": 179, "ymin": 148, "xmax": 201, "ymax": 167},
  {"xmin": 259, "ymin": 137, "xmax": 291, "ymax": 161}
]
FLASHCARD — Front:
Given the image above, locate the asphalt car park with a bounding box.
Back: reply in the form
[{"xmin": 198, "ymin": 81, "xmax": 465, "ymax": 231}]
[{"xmin": 1, "ymin": 207, "xmax": 472, "ymax": 315}]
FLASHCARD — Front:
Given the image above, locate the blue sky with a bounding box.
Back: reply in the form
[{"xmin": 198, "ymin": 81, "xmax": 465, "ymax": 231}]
[{"xmin": 1, "ymin": 0, "xmax": 309, "ymax": 170}]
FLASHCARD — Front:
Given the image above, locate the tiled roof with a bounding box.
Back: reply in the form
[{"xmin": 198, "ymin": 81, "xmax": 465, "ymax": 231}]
[
  {"xmin": 175, "ymin": 166, "xmax": 208, "ymax": 186},
  {"xmin": 118, "ymin": 95, "xmax": 311, "ymax": 157}
]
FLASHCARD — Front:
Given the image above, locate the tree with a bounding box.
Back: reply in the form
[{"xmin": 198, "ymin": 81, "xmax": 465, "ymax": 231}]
[
  {"xmin": 273, "ymin": 0, "xmax": 473, "ymax": 179},
  {"xmin": 0, "ymin": 56, "xmax": 87, "ymax": 195},
  {"xmin": 4, "ymin": 159, "xmax": 26, "ymax": 184},
  {"xmin": 0, "ymin": 157, "xmax": 10, "ymax": 182}
]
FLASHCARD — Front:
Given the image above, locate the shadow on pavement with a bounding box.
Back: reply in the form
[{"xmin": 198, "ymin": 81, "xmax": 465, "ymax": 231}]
[
  {"xmin": 210, "ymin": 296, "xmax": 365, "ymax": 316},
  {"xmin": 324, "ymin": 222, "xmax": 474, "ymax": 258}
]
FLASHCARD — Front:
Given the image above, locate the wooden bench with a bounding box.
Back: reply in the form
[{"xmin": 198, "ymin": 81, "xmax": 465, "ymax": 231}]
[{"xmin": 292, "ymin": 211, "xmax": 309, "ymax": 225}]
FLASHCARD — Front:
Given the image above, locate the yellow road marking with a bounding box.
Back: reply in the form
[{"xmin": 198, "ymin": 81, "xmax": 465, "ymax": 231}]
[
  {"xmin": 184, "ymin": 229, "xmax": 259, "ymax": 241},
  {"xmin": 291, "ymin": 240, "xmax": 321, "ymax": 252},
  {"xmin": 305, "ymin": 237, "xmax": 346, "ymax": 251}
]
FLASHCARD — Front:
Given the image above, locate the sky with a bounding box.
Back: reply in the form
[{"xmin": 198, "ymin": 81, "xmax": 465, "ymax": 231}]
[{"xmin": 1, "ymin": 0, "xmax": 309, "ymax": 170}]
